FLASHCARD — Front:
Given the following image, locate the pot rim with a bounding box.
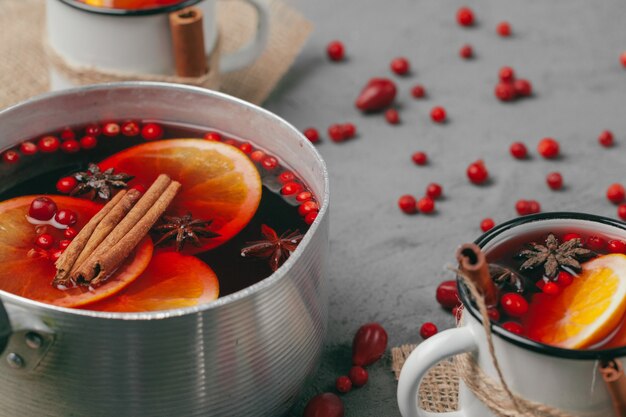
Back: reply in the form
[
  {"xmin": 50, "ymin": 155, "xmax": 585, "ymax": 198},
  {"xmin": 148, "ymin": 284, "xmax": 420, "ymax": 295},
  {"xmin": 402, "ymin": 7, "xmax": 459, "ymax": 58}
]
[
  {"xmin": 56, "ymin": 0, "xmax": 203, "ymax": 17},
  {"xmin": 0, "ymin": 81, "xmax": 330, "ymax": 321},
  {"xmin": 458, "ymin": 211, "xmax": 626, "ymax": 360}
]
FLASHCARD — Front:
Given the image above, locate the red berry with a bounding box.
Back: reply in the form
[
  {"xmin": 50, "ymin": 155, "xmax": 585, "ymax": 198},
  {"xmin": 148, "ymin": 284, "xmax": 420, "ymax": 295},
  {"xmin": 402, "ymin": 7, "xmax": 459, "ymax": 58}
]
[
  {"xmin": 352, "ymin": 323, "xmax": 388, "ymax": 366},
  {"xmin": 204, "ymin": 132, "xmax": 222, "ymax": 141},
  {"xmin": 102, "ymin": 122, "xmax": 120, "ymax": 137},
  {"xmin": 607, "ymin": 183, "xmax": 625, "ymax": 204},
  {"xmin": 436, "ymin": 280, "xmax": 459, "ymax": 310},
  {"xmin": 515, "ymin": 200, "xmax": 530, "ymax": 216},
  {"xmin": 537, "ymin": 138, "xmax": 560, "ymax": 159},
  {"xmin": 29, "ymin": 197, "xmax": 58, "ymax": 221},
  {"xmin": 390, "ymin": 57, "xmax": 410, "ymax": 75},
  {"xmin": 20, "ymin": 141, "xmax": 38, "ymax": 155},
  {"xmin": 546, "ymin": 172, "xmax": 563, "ymax": 190},
  {"xmin": 398, "ymin": 195, "xmax": 417, "ymax": 214},
  {"xmin": 459, "ymin": 44, "xmax": 473, "ymax": 59},
  {"xmin": 250, "ymin": 150, "xmax": 264, "ymax": 162},
  {"xmin": 502, "ymin": 322, "xmax": 523, "ymax": 335},
  {"xmin": 239, "ymin": 142, "xmax": 252, "ymax": 154},
  {"xmin": 58, "ymin": 239, "xmax": 72, "ymax": 250},
  {"xmin": 60, "ymin": 128, "xmax": 75, "ymax": 141},
  {"xmin": 456, "ymin": 7, "xmax": 475, "ymax": 26},
  {"xmin": 412, "ymin": 151, "xmax": 428, "ymax": 166},
  {"xmin": 64, "ymin": 227, "xmax": 78, "ymax": 239},
  {"xmin": 85, "ymin": 124, "xmax": 101, "ymax": 136},
  {"xmin": 49, "ymin": 249, "xmax": 64, "ymax": 262},
  {"xmin": 514, "ymin": 79, "xmax": 532, "ymax": 97},
  {"xmin": 430, "ymin": 106, "xmax": 447, "ymax": 123},
  {"xmin": 417, "ymin": 196, "xmax": 435, "ymax": 214},
  {"xmin": 542, "ymin": 282, "xmax": 560, "ymax": 295},
  {"xmin": 56, "ymin": 176, "xmax": 78, "ymax": 194},
  {"xmin": 618, "ymin": 204, "xmax": 626, "ymax": 221},
  {"xmin": 278, "ymin": 171, "xmax": 296, "ymax": 184},
  {"xmin": 303, "ymin": 393, "xmax": 344, "ymax": 417},
  {"xmin": 54, "ymin": 209, "xmax": 77, "ymax": 226},
  {"xmin": 328, "ymin": 124, "xmax": 345, "ymax": 142},
  {"xmin": 296, "ymin": 191, "xmax": 312, "ymax": 203},
  {"xmin": 426, "ymin": 183, "xmax": 443, "ymax": 199},
  {"xmin": 304, "ymin": 211, "xmax": 318, "ymax": 225},
  {"xmin": 281, "ymin": 181, "xmax": 302, "ymax": 196},
  {"xmin": 420, "ymin": 322, "xmax": 438, "ymax": 339},
  {"xmin": 121, "ymin": 121, "xmax": 140, "ymax": 136},
  {"xmin": 480, "ymin": 218, "xmax": 495, "ymax": 232},
  {"xmin": 411, "ymin": 84, "xmax": 426, "ymax": 98},
  {"xmin": 326, "ymin": 41, "xmax": 345, "ymax": 61},
  {"xmin": 499, "ymin": 66, "xmax": 515, "ymax": 83},
  {"xmin": 385, "ymin": 108, "xmax": 400, "ymax": 124},
  {"xmin": 335, "ymin": 376, "xmax": 352, "ymax": 393},
  {"xmin": 495, "ymin": 82, "xmax": 517, "ymax": 102},
  {"xmin": 608, "ymin": 239, "xmax": 626, "ymax": 254},
  {"xmin": 79, "ymin": 135, "xmax": 98, "ymax": 150},
  {"xmin": 2, "ymin": 150, "xmax": 19, "ymax": 164},
  {"xmin": 303, "ymin": 128, "xmax": 320, "ymax": 143},
  {"xmin": 299, "ymin": 200, "xmax": 319, "ymax": 217},
  {"xmin": 60, "ymin": 139, "xmax": 80, "ymax": 153},
  {"xmin": 587, "ymin": 235, "xmax": 606, "ymax": 251},
  {"xmin": 261, "ymin": 156, "xmax": 278, "ymax": 170},
  {"xmin": 38, "ymin": 136, "xmax": 60, "ymax": 153},
  {"xmin": 556, "ymin": 271, "xmax": 574, "ymax": 287},
  {"xmin": 528, "ymin": 200, "xmax": 541, "ymax": 214},
  {"xmin": 621, "ymin": 51, "xmax": 626, "ymax": 68},
  {"xmin": 496, "ymin": 21, "xmax": 511, "ymax": 37},
  {"xmin": 562, "ymin": 233, "xmax": 582, "ymax": 242},
  {"xmin": 341, "ymin": 123, "xmax": 357, "ymax": 138},
  {"xmin": 141, "ymin": 123, "xmax": 164, "ymax": 140},
  {"xmin": 488, "ymin": 308, "xmax": 500, "ymax": 322},
  {"xmin": 466, "ymin": 160, "xmax": 488, "ymax": 184},
  {"xmin": 598, "ymin": 130, "xmax": 614, "ymax": 147},
  {"xmin": 509, "ymin": 142, "xmax": 528, "ymax": 159},
  {"xmin": 355, "ymin": 78, "xmax": 397, "ymax": 112},
  {"xmin": 500, "ymin": 293, "xmax": 528, "ymax": 317},
  {"xmin": 35, "ymin": 233, "xmax": 55, "ymax": 250},
  {"xmin": 348, "ymin": 366, "xmax": 368, "ymax": 387}
]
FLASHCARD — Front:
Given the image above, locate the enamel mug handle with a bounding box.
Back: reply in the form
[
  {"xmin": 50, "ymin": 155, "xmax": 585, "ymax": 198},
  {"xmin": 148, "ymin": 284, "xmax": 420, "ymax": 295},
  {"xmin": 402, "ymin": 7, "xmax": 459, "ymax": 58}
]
[
  {"xmin": 397, "ymin": 326, "xmax": 478, "ymax": 417},
  {"xmin": 0, "ymin": 300, "xmax": 10, "ymax": 355},
  {"xmin": 219, "ymin": 0, "xmax": 270, "ymax": 73}
]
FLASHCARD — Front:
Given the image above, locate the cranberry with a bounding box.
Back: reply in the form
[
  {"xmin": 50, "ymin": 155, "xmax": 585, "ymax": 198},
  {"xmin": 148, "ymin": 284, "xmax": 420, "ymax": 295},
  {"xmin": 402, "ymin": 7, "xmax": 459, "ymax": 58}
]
[
  {"xmin": 556, "ymin": 271, "xmax": 574, "ymax": 287},
  {"xmin": 304, "ymin": 211, "xmax": 318, "ymax": 225},
  {"xmin": 398, "ymin": 195, "xmax": 417, "ymax": 214},
  {"xmin": 56, "ymin": 176, "xmax": 78, "ymax": 194},
  {"xmin": 278, "ymin": 171, "xmax": 296, "ymax": 183},
  {"xmin": 502, "ymin": 322, "xmax": 523, "ymax": 335},
  {"xmin": 412, "ymin": 151, "xmax": 428, "ymax": 166},
  {"xmin": 261, "ymin": 156, "xmax": 278, "ymax": 170},
  {"xmin": 102, "ymin": 122, "xmax": 120, "ymax": 137},
  {"xmin": 85, "ymin": 124, "xmax": 101, "ymax": 136},
  {"xmin": 38, "ymin": 136, "xmax": 60, "ymax": 153},
  {"xmin": 537, "ymin": 138, "xmax": 560, "ymax": 159},
  {"xmin": 54, "ymin": 209, "xmax": 77, "ymax": 226},
  {"xmin": 459, "ymin": 44, "xmax": 473, "ymax": 59},
  {"xmin": 488, "ymin": 308, "xmax": 500, "ymax": 322},
  {"xmin": 2, "ymin": 150, "xmax": 19, "ymax": 164},
  {"xmin": 546, "ymin": 172, "xmax": 563, "ymax": 190},
  {"xmin": 499, "ymin": 66, "xmax": 515, "ymax": 82},
  {"xmin": 299, "ymin": 200, "xmax": 319, "ymax": 217},
  {"xmin": 618, "ymin": 204, "xmax": 626, "ymax": 221},
  {"xmin": 495, "ymin": 82, "xmax": 517, "ymax": 102},
  {"xmin": 456, "ymin": 7, "xmax": 475, "ymax": 26},
  {"xmin": 621, "ymin": 51, "xmax": 626, "ymax": 68},
  {"xmin": 355, "ymin": 78, "xmax": 397, "ymax": 112},
  {"xmin": 239, "ymin": 142, "xmax": 252, "ymax": 154},
  {"xmin": 496, "ymin": 21, "xmax": 512, "ymax": 37},
  {"xmin": 296, "ymin": 191, "xmax": 312, "ymax": 203},
  {"xmin": 64, "ymin": 227, "xmax": 78, "ymax": 239},
  {"xmin": 466, "ymin": 160, "xmax": 488, "ymax": 184},
  {"xmin": 436, "ymin": 280, "xmax": 459, "ymax": 310},
  {"xmin": 528, "ymin": 200, "xmax": 541, "ymax": 214},
  {"xmin": 607, "ymin": 183, "xmax": 625, "ymax": 204},
  {"xmin": 509, "ymin": 142, "xmax": 528, "ymax": 159},
  {"xmin": 390, "ymin": 57, "xmax": 410, "ymax": 75},
  {"xmin": 335, "ymin": 376, "xmax": 352, "ymax": 393},
  {"xmin": 49, "ymin": 249, "xmax": 64, "ymax": 262},
  {"xmin": 598, "ymin": 130, "xmax": 614, "ymax": 147},
  {"xmin": 501, "ymin": 293, "xmax": 528, "ymax": 317},
  {"xmin": 61, "ymin": 139, "xmax": 80, "ymax": 154},
  {"xmin": 341, "ymin": 123, "xmax": 357, "ymax": 138},
  {"xmin": 563, "ymin": 233, "xmax": 582, "ymax": 242},
  {"xmin": 250, "ymin": 150, "xmax": 265, "ymax": 162},
  {"xmin": 281, "ymin": 182, "xmax": 302, "ymax": 196},
  {"xmin": 514, "ymin": 79, "xmax": 532, "ymax": 97},
  {"xmin": 480, "ymin": 218, "xmax": 495, "ymax": 232},
  {"xmin": 587, "ymin": 235, "xmax": 606, "ymax": 251},
  {"xmin": 60, "ymin": 129, "xmax": 75, "ymax": 141},
  {"xmin": 121, "ymin": 121, "xmax": 140, "ymax": 136},
  {"xmin": 417, "ymin": 196, "xmax": 435, "ymax": 214},
  {"xmin": 141, "ymin": 123, "xmax": 164, "ymax": 140},
  {"xmin": 326, "ymin": 41, "xmax": 345, "ymax": 61},
  {"xmin": 20, "ymin": 142, "xmax": 38, "ymax": 155},
  {"xmin": 79, "ymin": 135, "xmax": 98, "ymax": 150},
  {"xmin": 29, "ymin": 197, "xmax": 58, "ymax": 221},
  {"xmin": 348, "ymin": 366, "xmax": 369, "ymax": 387},
  {"xmin": 328, "ymin": 124, "xmax": 345, "ymax": 142},
  {"xmin": 515, "ymin": 200, "xmax": 531, "ymax": 216},
  {"xmin": 426, "ymin": 183, "xmax": 442, "ymax": 199},
  {"xmin": 352, "ymin": 323, "xmax": 388, "ymax": 366},
  {"xmin": 411, "ymin": 84, "xmax": 426, "ymax": 98},
  {"xmin": 204, "ymin": 132, "xmax": 222, "ymax": 141},
  {"xmin": 430, "ymin": 106, "xmax": 447, "ymax": 123},
  {"xmin": 420, "ymin": 322, "xmax": 438, "ymax": 339},
  {"xmin": 385, "ymin": 108, "xmax": 400, "ymax": 124},
  {"xmin": 303, "ymin": 393, "xmax": 344, "ymax": 417},
  {"xmin": 542, "ymin": 282, "xmax": 560, "ymax": 295},
  {"xmin": 303, "ymin": 128, "xmax": 320, "ymax": 143},
  {"xmin": 608, "ymin": 240, "xmax": 626, "ymax": 254},
  {"xmin": 35, "ymin": 233, "xmax": 55, "ymax": 250},
  {"xmin": 58, "ymin": 239, "xmax": 72, "ymax": 250}
]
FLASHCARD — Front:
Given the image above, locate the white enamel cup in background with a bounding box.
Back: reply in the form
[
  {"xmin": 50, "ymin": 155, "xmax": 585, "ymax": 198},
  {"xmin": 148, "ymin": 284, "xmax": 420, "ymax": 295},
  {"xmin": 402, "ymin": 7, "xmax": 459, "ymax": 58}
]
[
  {"xmin": 398, "ymin": 213, "xmax": 626, "ymax": 417},
  {"xmin": 46, "ymin": 0, "xmax": 270, "ymax": 90}
]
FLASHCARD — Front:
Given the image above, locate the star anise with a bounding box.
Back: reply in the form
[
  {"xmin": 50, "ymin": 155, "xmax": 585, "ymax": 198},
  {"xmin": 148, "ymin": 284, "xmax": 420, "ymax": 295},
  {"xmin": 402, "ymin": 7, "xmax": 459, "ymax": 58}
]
[
  {"xmin": 71, "ymin": 163, "xmax": 134, "ymax": 200},
  {"xmin": 153, "ymin": 213, "xmax": 220, "ymax": 252},
  {"xmin": 517, "ymin": 233, "xmax": 592, "ymax": 279},
  {"xmin": 240, "ymin": 225, "xmax": 303, "ymax": 272},
  {"xmin": 489, "ymin": 263, "xmax": 525, "ymax": 292}
]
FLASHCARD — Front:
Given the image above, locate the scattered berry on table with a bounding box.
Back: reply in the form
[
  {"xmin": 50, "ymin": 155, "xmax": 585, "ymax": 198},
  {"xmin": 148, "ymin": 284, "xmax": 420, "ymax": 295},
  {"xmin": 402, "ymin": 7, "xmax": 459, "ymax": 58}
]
[
  {"xmin": 495, "ymin": 82, "xmax": 517, "ymax": 101},
  {"xmin": 620, "ymin": 51, "xmax": 626, "ymax": 68},
  {"xmin": 509, "ymin": 142, "xmax": 528, "ymax": 159},
  {"xmin": 459, "ymin": 44, "xmax": 473, "ymax": 59},
  {"xmin": 412, "ymin": 151, "xmax": 428, "ymax": 166},
  {"xmin": 390, "ymin": 57, "xmax": 410, "ymax": 75},
  {"xmin": 341, "ymin": 123, "xmax": 357, "ymax": 139},
  {"xmin": 436, "ymin": 280, "xmax": 459, "ymax": 310},
  {"xmin": 618, "ymin": 204, "xmax": 626, "ymax": 221},
  {"xmin": 480, "ymin": 218, "xmax": 495, "ymax": 232},
  {"xmin": 466, "ymin": 160, "xmax": 489, "ymax": 184},
  {"xmin": 514, "ymin": 79, "xmax": 532, "ymax": 97},
  {"xmin": 497, "ymin": 21, "xmax": 512, "ymax": 37},
  {"xmin": 303, "ymin": 128, "xmax": 320, "ymax": 143},
  {"xmin": 328, "ymin": 124, "xmax": 344, "ymax": 142},
  {"xmin": 499, "ymin": 66, "xmax": 515, "ymax": 82},
  {"xmin": 537, "ymin": 138, "xmax": 560, "ymax": 159},
  {"xmin": 398, "ymin": 195, "xmax": 417, "ymax": 214},
  {"xmin": 426, "ymin": 183, "xmax": 442, "ymax": 199},
  {"xmin": 598, "ymin": 130, "xmax": 614, "ymax": 147},
  {"xmin": 420, "ymin": 322, "xmax": 438, "ymax": 339},
  {"xmin": 607, "ymin": 183, "xmax": 626, "ymax": 204},
  {"xmin": 335, "ymin": 376, "xmax": 352, "ymax": 393},
  {"xmin": 348, "ymin": 366, "xmax": 369, "ymax": 387},
  {"xmin": 430, "ymin": 106, "xmax": 447, "ymax": 123},
  {"xmin": 355, "ymin": 78, "xmax": 397, "ymax": 112},
  {"xmin": 303, "ymin": 393, "xmax": 344, "ymax": 417},
  {"xmin": 326, "ymin": 41, "xmax": 345, "ymax": 61},
  {"xmin": 417, "ymin": 196, "xmax": 435, "ymax": 214},
  {"xmin": 352, "ymin": 323, "xmax": 388, "ymax": 366},
  {"xmin": 385, "ymin": 108, "xmax": 400, "ymax": 124},
  {"xmin": 456, "ymin": 7, "xmax": 475, "ymax": 27},
  {"xmin": 411, "ymin": 84, "xmax": 426, "ymax": 98},
  {"xmin": 546, "ymin": 172, "xmax": 563, "ymax": 190}
]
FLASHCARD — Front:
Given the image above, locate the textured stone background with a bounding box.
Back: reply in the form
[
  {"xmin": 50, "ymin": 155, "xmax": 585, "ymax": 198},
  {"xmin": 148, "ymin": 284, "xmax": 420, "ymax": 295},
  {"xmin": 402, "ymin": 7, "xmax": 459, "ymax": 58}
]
[{"xmin": 264, "ymin": 0, "xmax": 626, "ymax": 415}]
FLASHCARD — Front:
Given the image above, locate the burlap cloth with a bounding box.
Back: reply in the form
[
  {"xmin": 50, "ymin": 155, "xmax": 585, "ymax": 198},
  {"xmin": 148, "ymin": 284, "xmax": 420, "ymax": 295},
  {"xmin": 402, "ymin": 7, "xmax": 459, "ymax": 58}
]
[{"xmin": 0, "ymin": 0, "xmax": 312, "ymax": 109}]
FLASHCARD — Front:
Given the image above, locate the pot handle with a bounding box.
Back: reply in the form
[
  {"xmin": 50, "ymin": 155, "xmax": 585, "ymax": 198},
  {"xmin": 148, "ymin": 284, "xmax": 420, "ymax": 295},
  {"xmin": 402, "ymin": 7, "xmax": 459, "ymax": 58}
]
[{"xmin": 397, "ymin": 326, "xmax": 478, "ymax": 417}]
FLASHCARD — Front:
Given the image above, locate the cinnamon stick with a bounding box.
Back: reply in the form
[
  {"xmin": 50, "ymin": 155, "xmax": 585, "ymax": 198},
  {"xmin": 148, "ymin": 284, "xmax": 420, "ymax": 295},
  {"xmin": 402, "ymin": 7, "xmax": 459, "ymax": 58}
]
[
  {"xmin": 456, "ymin": 243, "xmax": 498, "ymax": 307},
  {"xmin": 600, "ymin": 359, "xmax": 626, "ymax": 417},
  {"xmin": 169, "ymin": 6, "xmax": 207, "ymax": 77}
]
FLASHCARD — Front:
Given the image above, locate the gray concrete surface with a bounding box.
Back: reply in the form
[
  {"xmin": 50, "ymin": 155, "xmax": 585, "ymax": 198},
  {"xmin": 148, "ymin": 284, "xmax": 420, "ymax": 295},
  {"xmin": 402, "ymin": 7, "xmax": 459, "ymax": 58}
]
[{"xmin": 264, "ymin": 1, "xmax": 626, "ymax": 415}]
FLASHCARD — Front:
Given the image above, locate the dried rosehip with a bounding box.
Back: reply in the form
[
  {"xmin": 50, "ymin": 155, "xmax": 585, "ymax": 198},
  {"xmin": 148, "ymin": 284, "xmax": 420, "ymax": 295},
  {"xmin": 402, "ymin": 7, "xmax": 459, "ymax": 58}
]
[
  {"xmin": 436, "ymin": 280, "xmax": 459, "ymax": 310},
  {"xmin": 303, "ymin": 393, "xmax": 344, "ymax": 417},
  {"xmin": 352, "ymin": 322, "xmax": 388, "ymax": 367},
  {"xmin": 355, "ymin": 78, "xmax": 397, "ymax": 112},
  {"xmin": 348, "ymin": 366, "xmax": 368, "ymax": 387}
]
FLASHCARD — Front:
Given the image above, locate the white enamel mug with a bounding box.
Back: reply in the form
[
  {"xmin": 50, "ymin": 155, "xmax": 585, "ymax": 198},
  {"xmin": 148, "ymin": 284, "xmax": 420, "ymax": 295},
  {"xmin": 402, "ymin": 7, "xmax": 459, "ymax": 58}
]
[
  {"xmin": 46, "ymin": 0, "xmax": 270, "ymax": 90},
  {"xmin": 398, "ymin": 213, "xmax": 626, "ymax": 417}
]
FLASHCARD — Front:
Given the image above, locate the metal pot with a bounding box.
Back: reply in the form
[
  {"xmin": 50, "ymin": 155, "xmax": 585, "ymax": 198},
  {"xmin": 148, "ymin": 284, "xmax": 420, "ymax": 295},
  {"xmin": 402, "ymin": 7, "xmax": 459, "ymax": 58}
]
[{"xmin": 0, "ymin": 83, "xmax": 329, "ymax": 417}]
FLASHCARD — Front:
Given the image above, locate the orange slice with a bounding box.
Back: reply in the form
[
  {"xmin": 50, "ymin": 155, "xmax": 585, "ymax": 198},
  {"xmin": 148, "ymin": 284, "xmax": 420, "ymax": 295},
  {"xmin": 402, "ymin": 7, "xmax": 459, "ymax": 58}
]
[
  {"xmin": 524, "ymin": 254, "xmax": 626, "ymax": 349},
  {"xmin": 0, "ymin": 195, "xmax": 153, "ymax": 308},
  {"xmin": 83, "ymin": 251, "xmax": 219, "ymax": 312},
  {"xmin": 99, "ymin": 139, "xmax": 262, "ymax": 254}
]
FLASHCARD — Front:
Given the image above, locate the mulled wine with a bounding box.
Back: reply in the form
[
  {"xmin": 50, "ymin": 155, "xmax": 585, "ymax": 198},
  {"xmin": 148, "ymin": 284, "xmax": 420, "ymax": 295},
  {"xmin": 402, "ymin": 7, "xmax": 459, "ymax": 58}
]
[{"xmin": 0, "ymin": 120, "xmax": 317, "ymax": 312}]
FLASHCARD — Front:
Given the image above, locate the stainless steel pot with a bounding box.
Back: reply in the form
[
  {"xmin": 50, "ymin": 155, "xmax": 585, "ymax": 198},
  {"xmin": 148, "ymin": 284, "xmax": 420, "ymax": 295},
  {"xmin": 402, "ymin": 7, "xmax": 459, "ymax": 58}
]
[{"xmin": 0, "ymin": 83, "xmax": 330, "ymax": 417}]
